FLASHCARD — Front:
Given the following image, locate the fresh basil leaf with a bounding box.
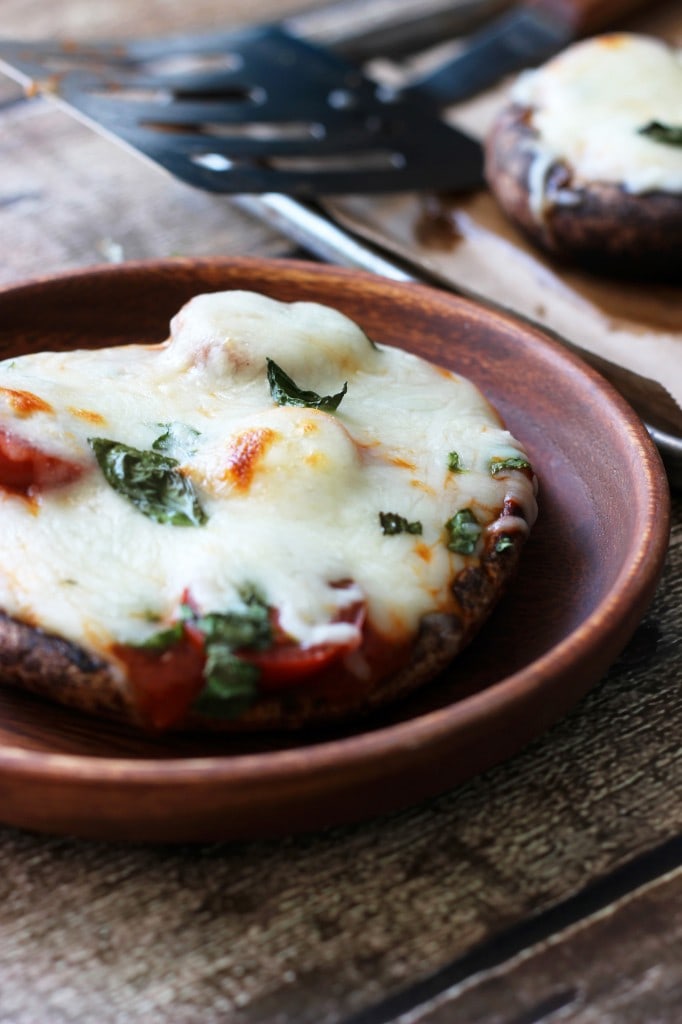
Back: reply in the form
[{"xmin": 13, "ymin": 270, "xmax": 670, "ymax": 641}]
[
  {"xmin": 194, "ymin": 603, "xmax": 272, "ymax": 652},
  {"xmin": 638, "ymin": 121, "xmax": 682, "ymax": 147},
  {"xmin": 447, "ymin": 451, "xmax": 464, "ymax": 473},
  {"xmin": 135, "ymin": 621, "xmax": 185, "ymax": 651},
  {"xmin": 489, "ymin": 455, "xmax": 531, "ymax": 476},
  {"xmin": 266, "ymin": 358, "xmax": 347, "ymax": 412},
  {"xmin": 152, "ymin": 422, "xmax": 200, "ymax": 457},
  {"xmin": 191, "ymin": 648, "xmax": 260, "ymax": 718},
  {"xmin": 379, "ymin": 511, "xmax": 423, "ymax": 536},
  {"xmin": 89, "ymin": 437, "xmax": 207, "ymax": 527},
  {"xmin": 126, "ymin": 590, "xmax": 272, "ymax": 718},
  {"xmin": 445, "ymin": 508, "xmax": 481, "ymax": 554},
  {"xmin": 191, "ymin": 591, "xmax": 273, "ymax": 717}
]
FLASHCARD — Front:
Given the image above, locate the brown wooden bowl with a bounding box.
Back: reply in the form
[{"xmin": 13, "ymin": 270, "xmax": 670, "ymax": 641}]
[{"xmin": 0, "ymin": 258, "xmax": 670, "ymax": 842}]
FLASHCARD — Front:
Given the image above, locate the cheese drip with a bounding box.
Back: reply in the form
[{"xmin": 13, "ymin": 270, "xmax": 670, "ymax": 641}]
[
  {"xmin": 0, "ymin": 291, "xmax": 537, "ymax": 660},
  {"xmin": 512, "ymin": 34, "xmax": 682, "ymax": 197}
]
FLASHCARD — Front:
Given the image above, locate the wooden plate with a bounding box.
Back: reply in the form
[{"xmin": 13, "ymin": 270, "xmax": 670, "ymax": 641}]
[{"xmin": 0, "ymin": 258, "xmax": 670, "ymax": 842}]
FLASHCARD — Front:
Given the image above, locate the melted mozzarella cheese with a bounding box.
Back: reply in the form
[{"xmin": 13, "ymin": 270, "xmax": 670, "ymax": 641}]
[
  {"xmin": 511, "ymin": 34, "xmax": 682, "ymax": 200},
  {"xmin": 0, "ymin": 291, "xmax": 537, "ymax": 663}
]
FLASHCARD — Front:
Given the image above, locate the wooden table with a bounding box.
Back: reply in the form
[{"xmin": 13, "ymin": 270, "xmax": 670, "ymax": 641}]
[{"xmin": 0, "ymin": 2, "xmax": 680, "ymax": 1021}]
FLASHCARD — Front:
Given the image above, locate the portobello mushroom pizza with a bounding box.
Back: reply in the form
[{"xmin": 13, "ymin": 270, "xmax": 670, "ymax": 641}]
[
  {"xmin": 0, "ymin": 290, "xmax": 537, "ymax": 732},
  {"xmin": 485, "ymin": 34, "xmax": 682, "ymax": 277}
]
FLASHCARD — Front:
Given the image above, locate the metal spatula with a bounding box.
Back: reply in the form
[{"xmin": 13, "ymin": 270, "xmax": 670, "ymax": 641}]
[
  {"xmin": 0, "ymin": 24, "xmax": 484, "ymax": 195},
  {"xmin": 0, "ymin": 0, "xmax": 651, "ymax": 196}
]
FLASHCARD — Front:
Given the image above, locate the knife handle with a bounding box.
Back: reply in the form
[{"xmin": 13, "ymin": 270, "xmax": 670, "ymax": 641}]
[{"xmin": 528, "ymin": 0, "xmax": 651, "ymax": 36}]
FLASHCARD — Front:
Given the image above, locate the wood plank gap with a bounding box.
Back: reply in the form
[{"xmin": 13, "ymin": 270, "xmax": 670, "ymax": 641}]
[
  {"xmin": 339, "ymin": 831, "xmax": 682, "ymax": 1024},
  {"xmin": 495, "ymin": 988, "xmax": 578, "ymax": 1024}
]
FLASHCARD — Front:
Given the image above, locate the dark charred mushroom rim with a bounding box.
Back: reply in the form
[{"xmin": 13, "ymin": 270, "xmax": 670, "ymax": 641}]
[
  {"xmin": 0, "ymin": 491, "xmax": 532, "ymax": 733},
  {"xmin": 485, "ymin": 104, "xmax": 682, "ymax": 281}
]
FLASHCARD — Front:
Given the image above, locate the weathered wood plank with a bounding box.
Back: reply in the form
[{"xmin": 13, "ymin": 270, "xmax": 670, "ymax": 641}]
[
  {"xmin": 0, "ymin": 3, "xmax": 679, "ymax": 1023},
  {"xmin": 0, "ymin": 498, "xmax": 677, "ymax": 1024},
  {"xmin": 1, "ymin": 0, "xmax": 323, "ymax": 39},
  {"xmin": 399, "ymin": 864, "xmax": 682, "ymax": 1024},
  {"xmin": 0, "ymin": 100, "xmax": 292, "ymax": 285},
  {"xmin": 2, "ymin": 0, "xmax": 502, "ymax": 42}
]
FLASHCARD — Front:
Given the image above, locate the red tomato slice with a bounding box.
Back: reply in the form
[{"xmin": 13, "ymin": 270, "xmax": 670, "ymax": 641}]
[
  {"xmin": 243, "ymin": 598, "xmax": 366, "ymax": 690},
  {"xmin": 0, "ymin": 427, "xmax": 83, "ymax": 494},
  {"xmin": 113, "ymin": 633, "xmax": 206, "ymax": 731},
  {"xmin": 117, "ymin": 589, "xmax": 367, "ymax": 727},
  {"xmin": 243, "ymin": 642, "xmax": 352, "ymax": 688}
]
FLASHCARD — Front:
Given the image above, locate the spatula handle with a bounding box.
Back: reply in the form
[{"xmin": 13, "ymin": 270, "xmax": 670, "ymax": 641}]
[{"xmin": 528, "ymin": 0, "xmax": 651, "ymax": 36}]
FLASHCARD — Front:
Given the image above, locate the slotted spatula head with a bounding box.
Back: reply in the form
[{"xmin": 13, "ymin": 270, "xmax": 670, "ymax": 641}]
[{"xmin": 0, "ymin": 26, "xmax": 484, "ymax": 195}]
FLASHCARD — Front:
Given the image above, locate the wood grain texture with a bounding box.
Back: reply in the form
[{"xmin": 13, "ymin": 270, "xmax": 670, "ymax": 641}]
[
  {"xmin": 405, "ymin": 864, "xmax": 682, "ymax": 1024},
  {"xmin": 0, "ymin": 497, "xmax": 676, "ymax": 1022},
  {"xmin": 0, "ymin": 0, "xmax": 680, "ymax": 1020},
  {"xmin": 0, "ymin": 258, "xmax": 668, "ymax": 843},
  {"xmin": 1, "ymin": 0, "xmax": 324, "ymax": 40},
  {"xmin": 0, "ymin": 102, "xmax": 291, "ymax": 286}
]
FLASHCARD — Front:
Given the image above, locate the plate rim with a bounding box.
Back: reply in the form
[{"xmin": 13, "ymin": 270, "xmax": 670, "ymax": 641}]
[{"xmin": 0, "ymin": 257, "xmax": 670, "ymax": 817}]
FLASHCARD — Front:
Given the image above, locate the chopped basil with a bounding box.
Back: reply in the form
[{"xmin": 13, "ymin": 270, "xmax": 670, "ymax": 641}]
[
  {"xmin": 152, "ymin": 422, "xmax": 200, "ymax": 458},
  {"xmin": 191, "ymin": 591, "xmax": 272, "ymax": 718},
  {"xmin": 193, "ymin": 603, "xmax": 272, "ymax": 653},
  {"xmin": 447, "ymin": 451, "xmax": 464, "ymax": 473},
  {"xmin": 267, "ymin": 357, "xmax": 347, "ymax": 412},
  {"xmin": 638, "ymin": 121, "xmax": 682, "ymax": 147},
  {"xmin": 489, "ymin": 455, "xmax": 531, "ymax": 476},
  {"xmin": 89, "ymin": 437, "xmax": 207, "ymax": 527},
  {"xmin": 379, "ymin": 511, "xmax": 423, "ymax": 536},
  {"xmin": 136, "ymin": 621, "xmax": 185, "ymax": 651},
  {"xmin": 191, "ymin": 649, "xmax": 261, "ymax": 718},
  {"xmin": 495, "ymin": 535, "xmax": 514, "ymax": 554},
  {"xmin": 134, "ymin": 590, "xmax": 273, "ymax": 718},
  {"xmin": 445, "ymin": 508, "xmax": 481, "ymax": 554}
]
